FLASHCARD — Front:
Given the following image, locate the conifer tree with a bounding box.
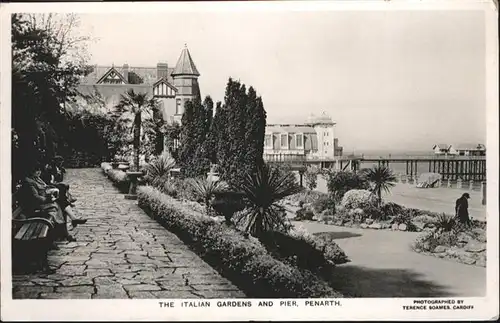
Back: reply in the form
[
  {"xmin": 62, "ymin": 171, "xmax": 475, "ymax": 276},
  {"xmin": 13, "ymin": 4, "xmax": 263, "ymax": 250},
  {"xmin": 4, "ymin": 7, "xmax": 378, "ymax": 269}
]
[
  {"xmin": 192, "ymin": 96, "xmax": 214, "ymax": 176},
  {"xmin": 205, "ymin": 101, "xmax": 223, "ymax": 164},
  {"xmin": 215, "ymin": 78, "xmax": 267, "ymax": 186},
  {"xmin": 178, "ymin": 96, "xmax": 214, "ymax": 178},
  {"xmin": 178, "ymin": 99, "xmax": 197, "ymax": 177}
]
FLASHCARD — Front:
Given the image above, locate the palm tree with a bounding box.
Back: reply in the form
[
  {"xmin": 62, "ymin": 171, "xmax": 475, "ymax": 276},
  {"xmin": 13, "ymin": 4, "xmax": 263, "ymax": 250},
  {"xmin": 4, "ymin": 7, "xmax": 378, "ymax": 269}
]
[
  {"xmin": 143, "ymin": 152, "xmax": 176, "ymax": 188},
  {"xmin": 114, "ymin": 89, "xmax": 158, "ymax": 171},
  {"xmin": 362, "ymin": 165, "xmax": 397, "ymax": 206},
  {"xmin": 233, "ymin": 164, "xmax": 303, "ymax": 237},
  {"xmin": 189, "ymin": 178, "xmax": 229, "ymax": 214}
]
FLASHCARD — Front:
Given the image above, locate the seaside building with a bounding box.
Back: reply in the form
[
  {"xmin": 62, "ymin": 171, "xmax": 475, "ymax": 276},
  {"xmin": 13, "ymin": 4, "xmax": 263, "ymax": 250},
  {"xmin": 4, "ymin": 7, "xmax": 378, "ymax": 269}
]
[
  {"xmin": 263, "ymin": 113, "xmax": 343, "ymax": 162},
  {"xmin": 77, "ymin": 45, "xmax": 200, "ymax": 125},
  {"xmin": 432, "ymin": 144, "xmax": 486, "ymax": 156}
]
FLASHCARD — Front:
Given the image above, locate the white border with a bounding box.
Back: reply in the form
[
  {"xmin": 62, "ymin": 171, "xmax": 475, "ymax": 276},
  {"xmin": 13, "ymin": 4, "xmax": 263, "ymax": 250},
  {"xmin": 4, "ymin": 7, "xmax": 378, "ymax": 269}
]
[{"xmin": 1, "ymin": 1, "xmax": 498, "ymax": 321}]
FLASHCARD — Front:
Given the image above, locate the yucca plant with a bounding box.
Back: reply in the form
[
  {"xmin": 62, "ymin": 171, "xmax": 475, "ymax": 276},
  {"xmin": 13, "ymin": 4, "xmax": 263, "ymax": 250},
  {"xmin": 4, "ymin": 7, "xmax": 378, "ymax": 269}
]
[
  {"xmin": 189, "ymin": 178, "xmax": 229, "ymax": 213},
  {"xmin": 143, "ymin": 152, "xmax": 176, "ymax": 189},
  {"xmin": 435, "ymin": 213, "xmax": 456, "ymax": 232},
  {"xmin": 233, "ymin": 163, "xmax": 303, "ymax": 237},
  {"xmin": 361, "ymin": 165, "xmax": 397, "ymax": 206}
]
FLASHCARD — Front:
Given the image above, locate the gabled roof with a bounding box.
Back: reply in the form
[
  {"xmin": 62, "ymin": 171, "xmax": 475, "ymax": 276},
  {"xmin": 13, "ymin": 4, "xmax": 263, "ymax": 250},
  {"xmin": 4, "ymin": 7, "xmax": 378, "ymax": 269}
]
[
  {"xmin": 153, "ymin": 77, "xmax": 177, "ymax": 90},
  {"xmin": 171, "ymin": 46, "xmax": 200, "ymax": 77},
  {"xmin": 96, "ymin": 66, "xmax": 128, "ymax": 84},
  {"xmin": 433, "ymin": 144, "xmax": 450, "ymax": 150}
]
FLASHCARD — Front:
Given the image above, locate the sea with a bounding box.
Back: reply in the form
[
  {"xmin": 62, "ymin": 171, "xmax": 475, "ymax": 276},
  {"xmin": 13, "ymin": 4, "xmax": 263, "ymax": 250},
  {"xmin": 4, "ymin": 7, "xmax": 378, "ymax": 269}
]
[{"xmin": 348, "ymin": 149, "xmax": 437, "ymax": 176}]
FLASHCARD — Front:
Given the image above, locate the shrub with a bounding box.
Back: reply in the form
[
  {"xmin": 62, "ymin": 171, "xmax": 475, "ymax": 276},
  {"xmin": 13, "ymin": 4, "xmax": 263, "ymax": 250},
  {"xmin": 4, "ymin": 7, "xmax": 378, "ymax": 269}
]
[
  {"xmin": 326, "ymin": 171, "xmax": 369, "ymax": 202},
  {"xmin": 106, "ymin": 168, "xmax": 130, "ymax": 193},
  {"xmin": 412, "ymin": 230, "xmax": 458, "ymax": 252},
  {"xmin": 380, "ymin": 202, "xmax": 404, "ymax": 218},
  {"xmin": 341, "ymin": 189, "xmax": 377, "ymax": 210},
  {"xmin": 210, "ymin": 191, "xmax": 246, "ymax": 225},
  {"xmin": 137, "ymin": 186, "xmax": 342, "ymax": 298},
  {"xmin": 259, "ymin": 229, "xmax": 349, "ymax": 278},
  {"xmin": 101, "ymin": 162, "xmax": 112, "ymax": 174},
  {"xmin": 312, "ymin": 194, "xmax": 336, "ymax": 214},
  {"xmin": 162, "ymin": 177, "xmax": 197, "ymax": 201},
  {"xmin": 363, "ymin": 203, "xmax": 385, "ymax": 221},
  {"xmin": 294, "ymin": 208, "xmax": 315, "ymax": 221},
  {"xmin": 412, "ymin": 214, "xmax": 437, "ymax": 225},
  {"xmin": 434, "ymin": 213, "xmax": 456, "ymax": 232},
  {"xmin": 285, "ymin": 190, "xmax": 327, "ymax": 205},
  {"xmin": 189, "ymin": 178, "xmax": 229, "ymax": 212},
  {"xmin": 304, "ymin": 168, "xmax": 319, "ymax": 190}
]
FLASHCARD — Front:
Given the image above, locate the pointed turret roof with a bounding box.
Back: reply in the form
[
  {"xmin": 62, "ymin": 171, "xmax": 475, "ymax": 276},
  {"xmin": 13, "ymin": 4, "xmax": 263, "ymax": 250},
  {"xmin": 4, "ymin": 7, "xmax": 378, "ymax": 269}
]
[{"xmin": 171, "ymin": 45, "xmax": 200, "ymax": 77}]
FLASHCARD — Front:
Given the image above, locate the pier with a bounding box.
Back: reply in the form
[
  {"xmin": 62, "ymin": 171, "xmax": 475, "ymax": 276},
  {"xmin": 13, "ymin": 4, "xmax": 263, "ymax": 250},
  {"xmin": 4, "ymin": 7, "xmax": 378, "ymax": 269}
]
[{"xmin": 264, "ymin": 154, "xmax": 486, "ymax": 182}]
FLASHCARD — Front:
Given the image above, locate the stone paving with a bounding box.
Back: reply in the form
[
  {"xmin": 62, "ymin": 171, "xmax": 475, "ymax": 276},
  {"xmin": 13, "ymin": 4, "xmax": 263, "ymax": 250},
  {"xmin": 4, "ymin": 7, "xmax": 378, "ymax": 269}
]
[{"xmin": 12, "ymin": 168, "xmax": 245, "ymax": 299}]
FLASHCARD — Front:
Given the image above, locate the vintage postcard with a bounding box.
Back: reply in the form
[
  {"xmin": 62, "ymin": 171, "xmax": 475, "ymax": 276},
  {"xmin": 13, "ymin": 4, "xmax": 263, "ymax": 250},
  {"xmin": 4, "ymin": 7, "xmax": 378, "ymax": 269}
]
[{"xmin": 0, "ymin": 0, "xmax": 498, "ymax": 321}]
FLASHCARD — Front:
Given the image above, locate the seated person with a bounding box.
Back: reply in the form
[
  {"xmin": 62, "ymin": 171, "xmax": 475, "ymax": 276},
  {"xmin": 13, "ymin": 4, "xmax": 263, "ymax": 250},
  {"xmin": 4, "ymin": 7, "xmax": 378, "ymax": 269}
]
[
  {"xmin": 41, "ymin": 161, "xmax": 87, "ymax": 228},
  {"xmin": 19, "ymin": 163, "xmax": 76, "ymax": 243}
]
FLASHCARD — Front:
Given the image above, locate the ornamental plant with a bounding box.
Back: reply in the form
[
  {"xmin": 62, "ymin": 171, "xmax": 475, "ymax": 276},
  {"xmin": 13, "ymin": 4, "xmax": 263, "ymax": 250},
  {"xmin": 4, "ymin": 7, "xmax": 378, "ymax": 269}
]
[
  {"xmin": 233, "ymin": 163, "xmax": 302, "ymax": 237},
  {"xmin": 326, "ymin": 171, "xmax": 369, "ymax": 202},
  {"xmin": 341, "ymin": 189, "xmax": 378, "ymax": 210}
]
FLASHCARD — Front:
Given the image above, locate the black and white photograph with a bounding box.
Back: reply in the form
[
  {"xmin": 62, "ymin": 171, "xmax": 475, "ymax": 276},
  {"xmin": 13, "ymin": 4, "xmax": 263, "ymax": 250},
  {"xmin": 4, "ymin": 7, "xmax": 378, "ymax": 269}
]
[{"xmin": 1, "ymin": 1, "xmax": 498, "ymax": 321}]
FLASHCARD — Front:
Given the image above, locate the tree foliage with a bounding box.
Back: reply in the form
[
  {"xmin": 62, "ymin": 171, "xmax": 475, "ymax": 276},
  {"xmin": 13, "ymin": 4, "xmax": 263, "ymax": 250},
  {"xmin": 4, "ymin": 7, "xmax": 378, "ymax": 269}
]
[
  {"xmin": 233, "ymin": 163, "xmax": 302, "ymax": 237},
  {"xmin": 163, "ymin": 122, "xmax": 182, "ymax": 161},
  {"xmin": 326, "ymin": 171, "xmax": 369, "ymax": 202},
  {"xmin": 178, "ymin": 96, "xmax": 213, "ymax": 177},
  {"xmin": 11, "ymin": 13, "xmax": 91, "ymax": 185},
  {"xmin": 215, "ymin": 78, "xmax": 267, "ymax": 186},
  {"xmin": 360, "ymin": 165, "xmax": 397, "ymax": 205}
]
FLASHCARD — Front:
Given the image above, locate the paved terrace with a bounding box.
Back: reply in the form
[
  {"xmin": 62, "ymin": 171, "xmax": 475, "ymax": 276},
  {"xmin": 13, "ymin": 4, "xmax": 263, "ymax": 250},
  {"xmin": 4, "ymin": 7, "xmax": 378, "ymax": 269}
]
[{"xmin": 12, "ymin": 168, "xmax": 245, "ymax": 299}]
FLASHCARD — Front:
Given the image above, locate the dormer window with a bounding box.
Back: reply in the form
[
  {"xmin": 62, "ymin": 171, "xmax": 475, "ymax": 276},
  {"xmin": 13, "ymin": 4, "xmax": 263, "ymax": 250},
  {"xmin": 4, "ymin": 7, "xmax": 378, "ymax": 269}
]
[
  {"xmin": 153, "ymin": 79, "xmax": 177, "ymax": 98},
  {"xmin": 96, "ymin": 67, "xmax": 127, "ymax": 85}
]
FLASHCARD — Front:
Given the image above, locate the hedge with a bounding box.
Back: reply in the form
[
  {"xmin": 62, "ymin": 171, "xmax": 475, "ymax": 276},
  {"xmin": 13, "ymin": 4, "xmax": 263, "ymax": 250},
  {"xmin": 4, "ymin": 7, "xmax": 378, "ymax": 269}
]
[
  {"xmin": 137, "ymin": 185, "xmax": 343, "ymax": 298},
  {"xmin": 101, "ymin": 162, "xmax": 130, "ymax": 193}
]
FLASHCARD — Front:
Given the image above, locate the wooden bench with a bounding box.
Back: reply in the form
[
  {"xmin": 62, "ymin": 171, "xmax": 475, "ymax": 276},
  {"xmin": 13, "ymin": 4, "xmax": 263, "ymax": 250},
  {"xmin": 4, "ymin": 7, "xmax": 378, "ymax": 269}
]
[{"xmin": 11, "ymin": 193, "xmax": 55, "ymax": 274}]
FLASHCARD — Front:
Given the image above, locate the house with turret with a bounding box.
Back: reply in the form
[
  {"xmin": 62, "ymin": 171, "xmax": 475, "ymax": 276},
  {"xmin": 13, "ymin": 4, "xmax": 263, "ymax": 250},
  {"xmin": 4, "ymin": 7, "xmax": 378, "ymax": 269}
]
[{"xmin": 77, "ymin": 45, "xmax": 201, "ymax": 125}]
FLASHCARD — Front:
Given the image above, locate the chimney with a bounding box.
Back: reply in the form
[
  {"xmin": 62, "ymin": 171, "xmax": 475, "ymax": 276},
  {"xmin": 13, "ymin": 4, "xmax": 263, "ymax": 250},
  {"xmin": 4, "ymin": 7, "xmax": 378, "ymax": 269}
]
[
  {"xmin": 122, "ymin": 64, "xmax": 129, "ymax": 83},
  {"xmin": 157, "ymin": 62, "xmax": 169, "ymax": 80}
]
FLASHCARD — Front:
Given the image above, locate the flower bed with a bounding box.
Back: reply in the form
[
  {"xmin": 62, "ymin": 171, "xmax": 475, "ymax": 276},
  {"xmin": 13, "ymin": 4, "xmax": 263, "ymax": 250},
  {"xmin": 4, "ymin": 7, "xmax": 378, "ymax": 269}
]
[
  {"xmin": 137, "ymin": 185, "xmax": 343, "ymax": 298},
  {"xmin": 411, "ymin": 227, "xmax": 486, "ymax": 267},
  {"xmin": 101, "ymin": 162, "xmax": 130, "ymax": 193}
]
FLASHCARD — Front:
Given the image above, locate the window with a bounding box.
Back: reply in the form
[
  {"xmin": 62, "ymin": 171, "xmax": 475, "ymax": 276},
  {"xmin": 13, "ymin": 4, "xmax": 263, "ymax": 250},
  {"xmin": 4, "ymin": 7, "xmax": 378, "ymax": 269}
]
[
  {"xmin": 265, "ymin": 134, "xmax": 272, "ymax": 148},
  {"xmin": 280, "ymin": 134, "xmax": 288, "ymax": 149},
  {"xmin": 295, "ymin": 134, "xmax": 303, "ymax": 148},
  {"xmin": 176, "ymin": 99, "xmax": 182, "ymax": 114}
]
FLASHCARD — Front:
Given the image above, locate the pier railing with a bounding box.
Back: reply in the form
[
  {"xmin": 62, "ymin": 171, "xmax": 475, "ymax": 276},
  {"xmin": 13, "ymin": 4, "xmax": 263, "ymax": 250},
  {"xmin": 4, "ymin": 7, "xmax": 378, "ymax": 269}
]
[{"xmin": 263, "ymin": 154, "xmax": 486, "ymax": 163}]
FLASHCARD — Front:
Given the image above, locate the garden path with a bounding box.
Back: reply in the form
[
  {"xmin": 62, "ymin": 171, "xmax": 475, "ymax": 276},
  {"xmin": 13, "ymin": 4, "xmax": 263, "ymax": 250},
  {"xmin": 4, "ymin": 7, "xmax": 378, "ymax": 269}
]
[
  {"xmin": 293, "ymin": 221, "xmax": 487, "ymax": 297},
  {"xmin": 12, "ymin": 168, "xmax": 245, "ymax": 299}
]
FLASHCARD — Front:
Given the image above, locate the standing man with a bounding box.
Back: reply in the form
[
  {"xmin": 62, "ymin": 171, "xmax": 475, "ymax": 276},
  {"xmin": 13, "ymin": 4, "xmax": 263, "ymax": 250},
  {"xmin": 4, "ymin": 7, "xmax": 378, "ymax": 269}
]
[{"xmin": 455, "ymin": 193, "xmax": 472, "ymax": 226}]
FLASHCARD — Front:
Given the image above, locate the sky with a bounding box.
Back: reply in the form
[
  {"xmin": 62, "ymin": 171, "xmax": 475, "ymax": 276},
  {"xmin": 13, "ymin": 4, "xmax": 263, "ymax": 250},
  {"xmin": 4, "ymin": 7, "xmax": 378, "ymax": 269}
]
[{"xmin": 78, "ymin": 9, "xmax": 487, "ymax": 153}]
